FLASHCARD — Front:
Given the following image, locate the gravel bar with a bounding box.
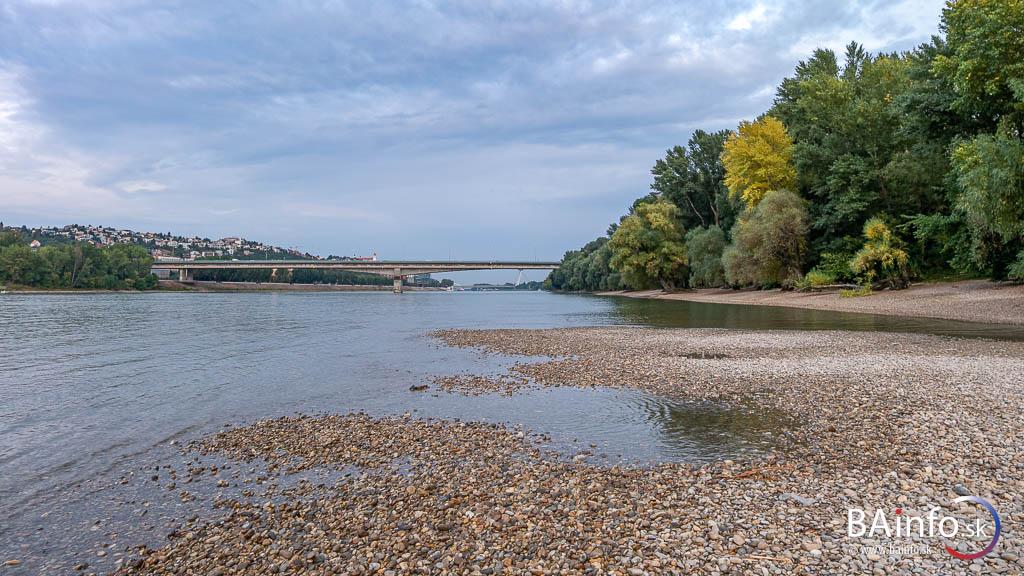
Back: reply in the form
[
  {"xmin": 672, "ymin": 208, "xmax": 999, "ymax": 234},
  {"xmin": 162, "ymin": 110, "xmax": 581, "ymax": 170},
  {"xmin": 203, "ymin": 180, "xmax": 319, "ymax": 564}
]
[{"xmin": 110, "ymin": 327, "xmax": 1022, "ymax": 575}]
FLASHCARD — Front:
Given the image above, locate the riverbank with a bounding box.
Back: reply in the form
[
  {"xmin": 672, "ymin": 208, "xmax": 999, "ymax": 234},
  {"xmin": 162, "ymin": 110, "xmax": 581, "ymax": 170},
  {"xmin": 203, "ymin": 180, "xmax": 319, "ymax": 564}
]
[
  {"xmin": 158, "ymin": 280, "xmax": 446, "ymax": 292},
  {"xmin": 0, "ymin": 281, "xmax": 445, "ymax": 293},
  {"xmin": 110, "ymin": 327, "xmax": 1022, "ymax": 575},
  {"xmin": 598, "ymin": 279, "xmax": 1024, "ymax": 325}
]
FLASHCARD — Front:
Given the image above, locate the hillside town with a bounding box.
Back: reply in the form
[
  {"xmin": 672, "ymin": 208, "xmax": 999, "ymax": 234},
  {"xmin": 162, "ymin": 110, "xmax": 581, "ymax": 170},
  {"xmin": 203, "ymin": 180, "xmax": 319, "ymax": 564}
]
[{"xmin": 1, "ymin": 223, "xmax": 314, "ymax": 260}]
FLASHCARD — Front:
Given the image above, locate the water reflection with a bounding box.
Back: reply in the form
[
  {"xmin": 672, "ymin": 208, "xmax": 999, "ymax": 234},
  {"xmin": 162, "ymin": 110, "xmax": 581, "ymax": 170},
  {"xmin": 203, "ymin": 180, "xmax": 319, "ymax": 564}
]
[
  {"xmin": 636, "ymin": 395, "xmax": 796, "ymax": 460},
  {"xmin": 588, "ymin": 295, "xmax": 1024, "ymax": 340}
]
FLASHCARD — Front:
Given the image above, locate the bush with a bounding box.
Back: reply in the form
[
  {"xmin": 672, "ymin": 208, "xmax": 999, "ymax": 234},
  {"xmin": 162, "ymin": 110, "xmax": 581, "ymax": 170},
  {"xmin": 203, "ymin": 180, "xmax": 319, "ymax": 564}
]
[
  {"xmin": 850, "ymin": 217, "xmax": 910, "ymax": 288},
  {"xmin": 795, "ymin": 269, "xmax": 836, "ymax": 290},
  {"xmin": 723, "ymin": 189, "xmax": 809, "ymax": 288},
  {"xmin": 815, "ymin": 252, "xmax": 856, "ymax": 283},
  {"xmin": 685, "ymin": 226, "xmax": 727, "ymax": 287}
]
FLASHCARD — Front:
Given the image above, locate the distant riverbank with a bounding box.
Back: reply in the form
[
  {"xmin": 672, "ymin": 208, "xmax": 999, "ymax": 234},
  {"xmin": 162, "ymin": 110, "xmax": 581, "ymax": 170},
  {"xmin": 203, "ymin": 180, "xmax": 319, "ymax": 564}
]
[
  {"xmin": 598, "ymin": 279, "xmax": 1024, "ymax": 325},
  {"xmin": 1, "ymin": 281, "xmax": 447, "ymax": 293},
  {"xmin": 158, "ymin": 280, "xmax": 447, "ymax": 292}
]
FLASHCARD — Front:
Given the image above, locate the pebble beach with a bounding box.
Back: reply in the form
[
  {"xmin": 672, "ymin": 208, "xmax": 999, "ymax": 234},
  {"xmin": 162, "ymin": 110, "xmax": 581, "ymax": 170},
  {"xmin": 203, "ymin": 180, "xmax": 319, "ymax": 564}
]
[{"xmin": 97, "ymin": 326, "xmax": 1024, "ymax": 575}]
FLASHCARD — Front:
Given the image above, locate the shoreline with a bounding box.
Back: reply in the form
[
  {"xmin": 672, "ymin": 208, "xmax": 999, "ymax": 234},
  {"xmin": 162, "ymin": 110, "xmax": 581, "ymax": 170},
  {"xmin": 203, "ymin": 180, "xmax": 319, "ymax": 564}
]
[
  {"xmin": 1, "ymin": 281, "xmax": 447, "ymax": 294},
  {"xmin": 597, "ymin": 279, "xmax": 1024, "ymax": 325},
  {"xmin": 158, "ymin": 280, "xmax": 447, "ymax": 292}
]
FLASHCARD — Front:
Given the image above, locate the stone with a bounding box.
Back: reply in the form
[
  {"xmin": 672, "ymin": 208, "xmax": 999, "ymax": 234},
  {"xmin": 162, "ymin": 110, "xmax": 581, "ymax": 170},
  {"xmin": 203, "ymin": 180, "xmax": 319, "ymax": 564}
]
[{"xmin": 780, "ymin": 493, "xmax": 816, "ymax": 506}]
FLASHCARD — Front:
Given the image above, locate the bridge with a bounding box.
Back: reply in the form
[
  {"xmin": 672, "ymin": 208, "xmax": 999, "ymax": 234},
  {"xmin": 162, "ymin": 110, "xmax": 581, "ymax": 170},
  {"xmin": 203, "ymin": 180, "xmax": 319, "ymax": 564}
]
[{"xmin": 152, "ymin": 260, "xmax": 560, "ymax": 293}]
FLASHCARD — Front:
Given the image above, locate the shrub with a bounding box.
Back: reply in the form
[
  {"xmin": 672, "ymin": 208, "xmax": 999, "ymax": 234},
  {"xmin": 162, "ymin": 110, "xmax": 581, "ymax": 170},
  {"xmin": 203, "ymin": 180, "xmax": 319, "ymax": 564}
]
[
  {"xmin": 815, "ymin": 252, "xmax": 856, "ymax": 283},
  {"xmin": 850, "ymin": 217, "xmax": 910, "ymax": 288},
  {"xmin": 685, "ymin": 226, "xmax": 727, "ymax": 288},
  {"xmin": 796, "ymin": 269, "xmax": 836, "ymax": 290}
]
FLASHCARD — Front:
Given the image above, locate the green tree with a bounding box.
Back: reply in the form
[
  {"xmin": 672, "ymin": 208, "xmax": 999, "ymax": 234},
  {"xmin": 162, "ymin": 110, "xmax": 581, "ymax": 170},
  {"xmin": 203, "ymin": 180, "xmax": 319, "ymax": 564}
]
[
  {"xmin": 0, "ymin": 245, "xmax": 42, "ymax": 285},
  {"xmin": 771, "ymin": 44, "xmax": 922, "ymax": 257},
  {"xmin": 934, "ymin": 0, "xmax": 1024, "ymax": 133},
  {"xmin": 0, "ymin": 229, "xmax": 22, "ymax": 248},
  {"xmin": 651, "ymin": 130, "xmax": 742, "ymax": 233},
  {"xmin": 685, "ymin": 226, "xmax": 728, "ymax": 288},
  {"xmin": 950, "ymin": 130, "xmax": 1024, "ymax": 277},
  {"xmin": 721, "ymin": 116, "xmax": 797, "ymax": 208},
  {"xmin": 723, "ymin": 190, "xmax": 809, "ymax": 287},
  {"xmin": 546, "ymin": 237, "xmax": 622, "ymax": 292},
  {"xmin": 0, "ymin": 241, "xmax": 157, "ymax": 290},
  {"xmin": 609, "ymin": 199, "xmax": 689, "ymax": 291},
  {"xmin": 896, "ymin": 37, "xmax": 985, "ymax": 278}
]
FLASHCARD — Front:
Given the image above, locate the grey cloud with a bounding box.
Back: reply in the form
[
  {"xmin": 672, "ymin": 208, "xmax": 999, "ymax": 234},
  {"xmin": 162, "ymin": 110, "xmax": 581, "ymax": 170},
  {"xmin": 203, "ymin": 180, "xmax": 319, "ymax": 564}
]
[{"xmin": 0, "ymin": 0, "xmax": 944, "ymax": 261}]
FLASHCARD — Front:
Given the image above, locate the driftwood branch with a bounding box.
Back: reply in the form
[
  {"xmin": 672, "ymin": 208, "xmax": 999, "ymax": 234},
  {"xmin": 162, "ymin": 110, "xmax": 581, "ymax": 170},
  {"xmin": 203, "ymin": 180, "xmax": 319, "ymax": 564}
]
[{"xmin": 804, "ymin": 284, "xmax": 862, "ymax": 292}]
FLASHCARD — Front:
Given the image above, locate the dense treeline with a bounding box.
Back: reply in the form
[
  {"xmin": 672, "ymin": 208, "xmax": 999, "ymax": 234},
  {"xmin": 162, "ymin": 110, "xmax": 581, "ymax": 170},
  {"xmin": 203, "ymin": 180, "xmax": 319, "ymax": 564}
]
[
  {"xmin": 0, "ymin": 230, "xmax": 158, "ymax": 289},
  {"xmin": 193, "ymin": 267, "xmax": 395, "ymax": 286},
  {"xmin": 548, "ymin": 0, "xmax": 1024, "ymax": 292}
]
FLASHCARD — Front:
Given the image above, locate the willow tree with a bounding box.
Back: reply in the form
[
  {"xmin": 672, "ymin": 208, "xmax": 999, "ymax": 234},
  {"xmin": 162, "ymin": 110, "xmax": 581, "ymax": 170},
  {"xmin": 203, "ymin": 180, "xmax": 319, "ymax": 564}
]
[
  {"xmin": 609, "ymin": 198, "xmax": 689, "ymax": 291},
  {"xmin": 723, "ymin": 189, "xmax": 809, "ymax": 288}
]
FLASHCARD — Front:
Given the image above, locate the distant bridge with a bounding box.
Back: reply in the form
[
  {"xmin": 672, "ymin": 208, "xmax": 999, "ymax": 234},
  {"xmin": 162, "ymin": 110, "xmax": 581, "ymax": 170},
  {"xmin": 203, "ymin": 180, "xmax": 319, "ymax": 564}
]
[{"xmin": 152, "ymin": 259, "xmax": 559, "ymax": 293}]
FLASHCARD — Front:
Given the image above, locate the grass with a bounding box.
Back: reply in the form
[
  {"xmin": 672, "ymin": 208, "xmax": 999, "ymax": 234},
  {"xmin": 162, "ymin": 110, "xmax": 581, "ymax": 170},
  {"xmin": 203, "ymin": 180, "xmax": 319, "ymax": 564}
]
[{"xmin": 840, "ymin": 285, "xmax": 873, "ymax": 298}]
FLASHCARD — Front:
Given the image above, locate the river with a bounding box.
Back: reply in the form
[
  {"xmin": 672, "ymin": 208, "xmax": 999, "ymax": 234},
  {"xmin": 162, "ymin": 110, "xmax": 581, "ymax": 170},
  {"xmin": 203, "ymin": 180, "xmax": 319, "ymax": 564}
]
[{"xmin": 1, "ymin": 291, "xmax": 1021, "ymax": 569}]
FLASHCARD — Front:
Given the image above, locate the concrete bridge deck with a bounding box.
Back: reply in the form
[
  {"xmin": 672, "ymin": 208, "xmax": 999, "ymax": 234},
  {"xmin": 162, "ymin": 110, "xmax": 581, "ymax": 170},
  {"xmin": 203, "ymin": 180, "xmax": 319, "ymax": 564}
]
[{"xmin": 152, "ymin": 260, "xmax": 559, "ymax": 293}]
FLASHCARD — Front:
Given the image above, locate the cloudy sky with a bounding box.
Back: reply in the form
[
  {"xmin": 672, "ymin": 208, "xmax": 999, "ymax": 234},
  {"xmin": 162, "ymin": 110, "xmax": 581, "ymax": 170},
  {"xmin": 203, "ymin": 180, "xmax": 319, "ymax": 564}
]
[{"xmin": 2, "ymin": 0, "xmax": 944, "ymax": 265}]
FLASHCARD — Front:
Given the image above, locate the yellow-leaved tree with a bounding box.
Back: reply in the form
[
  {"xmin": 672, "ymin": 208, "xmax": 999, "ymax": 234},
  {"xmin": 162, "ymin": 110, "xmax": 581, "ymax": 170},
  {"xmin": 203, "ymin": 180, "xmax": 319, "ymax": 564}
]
[{"xmin": 721, "ymin": 116, "xmax": 797, "ymax": 208}]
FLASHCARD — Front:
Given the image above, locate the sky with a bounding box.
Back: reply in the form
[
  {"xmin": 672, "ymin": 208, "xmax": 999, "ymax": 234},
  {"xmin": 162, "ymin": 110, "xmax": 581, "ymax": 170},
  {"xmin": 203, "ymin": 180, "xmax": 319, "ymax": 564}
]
[{"xmin": 2, "ymin": 0, "xmax": 945, "ymax": 273}]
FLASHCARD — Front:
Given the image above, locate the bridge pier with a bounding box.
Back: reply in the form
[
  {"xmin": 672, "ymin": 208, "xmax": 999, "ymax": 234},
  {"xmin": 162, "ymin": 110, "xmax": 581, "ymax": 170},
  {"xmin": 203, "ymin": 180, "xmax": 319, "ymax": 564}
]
[
  {"xmin": 393, "ymin": 267, "xmax": 403, "ymax": 293},
  {"xmin": 178, "ymin": 268, "xmax": 194, "ymax": 283}
]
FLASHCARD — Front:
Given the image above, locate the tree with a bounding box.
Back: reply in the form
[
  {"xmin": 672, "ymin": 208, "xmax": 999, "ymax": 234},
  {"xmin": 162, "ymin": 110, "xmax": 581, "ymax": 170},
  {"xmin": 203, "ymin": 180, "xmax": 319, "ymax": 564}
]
[
  {"xmin": 923, "ymin": 0, "xmax": 1024, "ymax": 279},
  {"xmin": 933, "ymin": 0, "xmax": 1024, "ymax": 133},
  {"xmin": 546, "ymin": 237, "xmax": 621, "ymax": 292},
  {"xmin": 850, "ymin": 218, "xmax": 911, "ymax": 288},
  {"xmin": 609, "ymin": 199, "xmax": 689, "ymax": 291},
  {"xmin": 548, "ymin": 4, "xmax": 1024, "ymax": 287},
  {"xmin": 770, "ymin": 44, "xmax": 922, "ymax": 258},
  {"xmin": 896, "ymin": 37, "xmax": 983, "ymax": 278},
  {"xmin": 723, "ymin": 189, "xmax": 809, "ymax": 287},
  {"xmin": 685, "ymin": 226, "xmax": 728, "ymax": 288},
  {"xmin": 721, "ymin": 116, "xmax": 797, "ymax": 208},
  {"xmin": 950, "ymin": 129, "xmax": 1024, "ymax": 277},
  {"xmin": 0, "ymin": 245, "xmax": 41, "ymax": 285},
  {"xmin": 0, "ymin": 240, "xmax": 157, "ymax": 290},
  {"xmin": 651, "ymin": 130, "xmax": 742, "ymax": 233},
  {"xmin": 0, "ymin": 229, "xmax": 22, "ymax": 248}
]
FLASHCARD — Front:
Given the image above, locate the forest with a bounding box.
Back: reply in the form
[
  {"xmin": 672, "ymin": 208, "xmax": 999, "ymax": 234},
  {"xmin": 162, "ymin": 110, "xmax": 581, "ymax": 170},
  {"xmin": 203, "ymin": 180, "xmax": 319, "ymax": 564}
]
[
  {"xmin": 192, "ymin": 267, "xmax": 410, "ymax": 286},
  {"xmin": 547, "ymin": 0, "xmax": 1024, "ymax": 293},
  {"xmin": 0, "ymin": 230, "xmax": 158, "ymax": 290}
]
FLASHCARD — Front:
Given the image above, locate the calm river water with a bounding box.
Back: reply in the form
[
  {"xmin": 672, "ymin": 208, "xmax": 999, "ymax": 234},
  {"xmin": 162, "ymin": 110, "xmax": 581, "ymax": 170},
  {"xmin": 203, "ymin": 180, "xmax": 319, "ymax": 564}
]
[{"xmin": 1, "ymin": 291, "xmax": 1022, "ymax": 568}]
